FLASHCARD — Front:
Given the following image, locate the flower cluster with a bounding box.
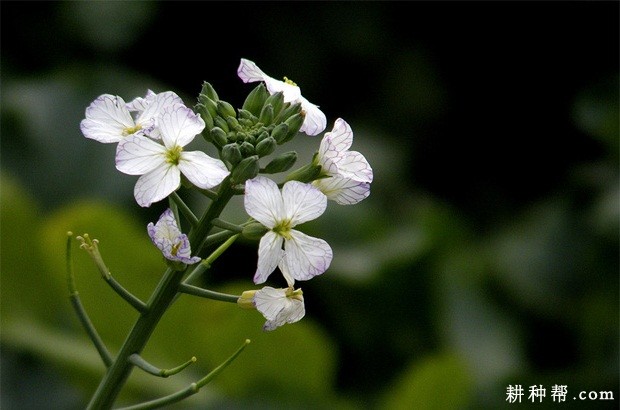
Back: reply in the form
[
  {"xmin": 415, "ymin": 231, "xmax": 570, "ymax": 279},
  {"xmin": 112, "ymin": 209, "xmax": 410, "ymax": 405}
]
[{"xmin": 80, "ymin": 58, "xmax": 373, "ymax": 330}]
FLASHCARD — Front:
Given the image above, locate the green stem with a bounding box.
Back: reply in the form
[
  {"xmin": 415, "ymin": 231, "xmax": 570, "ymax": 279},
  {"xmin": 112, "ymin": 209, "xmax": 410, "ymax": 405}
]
[
  {"xmin": 170, "ymin": 192, "xmax": 199, "ymax": 227},
  {"xmin": 178, "ymin": 284, "xmax": 240, "ymax": 303},
  {"xmin": 211, "ymin": 218, "xmax": 243, "ymax": 233},
  {"xmin": 183, "ymin": 234, "xmax": 240, "ymax": 286},
  {"xmin": 129, "ymin": 353, "xmax": 196, "ymax": 378}
]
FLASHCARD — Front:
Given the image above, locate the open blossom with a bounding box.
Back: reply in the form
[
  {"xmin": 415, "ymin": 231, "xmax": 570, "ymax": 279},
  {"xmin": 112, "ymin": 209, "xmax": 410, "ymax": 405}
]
[
  {"xmin": 80, "ymin": 90, "xmax": 183, "ymax": 143},
  {"xmin": 313, "ymin": 118, "xmax": 373, "ymax": 205},
  {"xmin": 237, "ymin": 58, "xmax": 327, "ymax": 136},
  {"xmin": 254, "ymin": 286, "xmax": 305, "ymax": 331},
  {"xmin": 147, "ymin": 208, "xmax": 200, "ymax": 264},
  {"xmin": 244, "ymin": 176, "xmax": 332, "ymax": 284},
  {"xmin": 116, "ymin": 104, "xmax": 229, "ymax": 207}
]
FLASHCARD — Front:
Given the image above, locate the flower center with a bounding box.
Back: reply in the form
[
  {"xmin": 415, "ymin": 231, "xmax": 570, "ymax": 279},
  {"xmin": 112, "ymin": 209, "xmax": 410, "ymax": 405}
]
[
  {"xmin": 165, "ymin": 145, "xmax": 183, "ymax": 165},
  {"xmin": 171, "ymin": 241, "xmax": 182, "ymax": 256},
  {"xmin": 122, "ymin": 124, "xmax": 142, "ymax": 136},
  {"xmin": 273, "ymin": 219, "xmax": 293, "ymax": 239},
  {"xmin": 283, "ymin": 76, "xmax": 297, "ymax": 87}
]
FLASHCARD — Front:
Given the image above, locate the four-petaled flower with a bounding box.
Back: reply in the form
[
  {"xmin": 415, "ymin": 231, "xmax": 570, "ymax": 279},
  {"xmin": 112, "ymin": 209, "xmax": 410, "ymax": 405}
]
[
  {"xmin": 116, "ymin": 104, "xmax": 230, "ymax": 207},
  {"xmin": 80, "ymin": 91, "xmax": 183, "ymax": 143},
  {"xmin": 237, "ymin": 58, "xmax": 327, "ymax": 136},
  {"xmin": 147, "ymin": 208, "xmax": 200, "ymax": 264},
  {"xmin": 254, "ymin": 286, "xmax": 305, "ymax": 331},
  {"xmin": 244, "ymin": 176, "xmax": 332, "ymax": 284},
  {"xmin": 313, "ymin": 118, "xmax": 374, "ymax": 205}
]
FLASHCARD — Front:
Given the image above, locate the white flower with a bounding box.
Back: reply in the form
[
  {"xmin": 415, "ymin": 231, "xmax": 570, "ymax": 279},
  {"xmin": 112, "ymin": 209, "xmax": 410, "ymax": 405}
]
[
  {"xmin": 237, "ymin": 58, "xmax": 327, "ymax": 136},
  {"xmin": 253, "ymin": 286, "xmax": 305, "ymax": 331},
  {"xmin": 116, "ymin": 104, "xmax": 230, "ymax": 207},
  {"xmin": 313, "ymin": 118, "xmax": 374, "ymax": 205},
  {"xmin": 80, "ymin": 90, "xmax": 182, "ymax": 143},
  {"xmin": 244, "ymin": 176, "xmax": 332, "ymax": 284},
  {"xmin": 147, "ymin": 208, "xmax": 200, "ymax": 264}
]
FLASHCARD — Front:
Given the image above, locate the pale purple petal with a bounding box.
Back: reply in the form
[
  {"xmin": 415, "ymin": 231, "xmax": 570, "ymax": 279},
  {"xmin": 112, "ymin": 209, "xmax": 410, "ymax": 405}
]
[
  {"xmin": 158, "ymin": 105, "xmax": 205, "ymax": 149},
  {"xmin": 116, "ymin": 135, "xmax": 167, "ymax": 175},
  {"xmin": 284, "ymin": 230, "xmax": 332, "ymax": 281},
  {"xmin": 313, "ymin": 176, "xmax": 371, "ymax": 205},
  {"xmin": 137, "ymin": 91, "xmax": 185, "ymax": 138},
  {"xmin": 337, "ymin": 151, "xmax": 374, "ymax": 183},
  {"xmin": 299, "ymin": 96, "xmax": 327, "ymax": 136},
  {"xmin": 133, "ymin": 164, "xmax": 180, "ymax": 207},
  {"xmin": 278, "ymin": 255, "xmax": 295, "ymax": 287},
  {"xmin": 80, "ymin": 94, "xmax": 135, "ymax": 143},
  {"xmin": 177, "ymin": 151, "xmax": 229, "ymax": 189},
  {"xmin": 125, "ymin": 90, "xmax": 156, "ymax": 112},
  {"xmin": 254, "ymin": 232, "xmax": 284, "ymax": 284},
  {"xmin": 244, "ymin": 176, "xmax": 284, "ymax": 229},
  {"xmin": 265, "ymin": 78, "xmax": 301, "ymax": 103},
  {"xmin": 238, "ymin": 58, "xmax": 269, "ymax": 83},
  {"xmin": 147, "ymin": 208, "xmax": 200, "ymax": 264},
  {"xmin": 254, "ymin": 287, "xmax": 305, "ymax": 331},
  {"xmin": 281, "ymin": 180, "xmax": 326, "ymax": 226}
]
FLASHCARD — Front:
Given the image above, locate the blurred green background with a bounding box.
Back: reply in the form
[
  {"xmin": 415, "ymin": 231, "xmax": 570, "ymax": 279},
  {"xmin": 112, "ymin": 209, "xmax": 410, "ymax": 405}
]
[{"xmin": 1, "ymin": 1, "xmax": 618, "ymax": 409}]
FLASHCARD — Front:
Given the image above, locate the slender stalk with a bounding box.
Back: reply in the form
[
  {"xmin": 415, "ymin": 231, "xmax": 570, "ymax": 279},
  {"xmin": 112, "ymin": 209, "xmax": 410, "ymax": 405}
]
[
  {"xmin": 178, "ymin": 284, "xmax": 240, "ymax": 303},
  {"xmin": 170, "ymin": 192, "xmax": 199, "ymax": 227},
  {"xmin": 86, "ymin": 179, "xmax": 236, "ymax": 409}
]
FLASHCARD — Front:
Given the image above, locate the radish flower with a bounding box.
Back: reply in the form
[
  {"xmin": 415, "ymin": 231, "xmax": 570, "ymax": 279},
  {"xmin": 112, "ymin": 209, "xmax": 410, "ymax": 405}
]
[{"xmin": 147, "ymin": 208, "xmax": 200, "ymax": 264}]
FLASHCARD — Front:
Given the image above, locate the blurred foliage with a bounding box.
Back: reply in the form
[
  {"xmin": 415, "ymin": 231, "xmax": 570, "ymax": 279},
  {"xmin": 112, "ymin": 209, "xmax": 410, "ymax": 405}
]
[{"xmin": 1, "ymin": 1, "xmax": 618, "ymax": 409}]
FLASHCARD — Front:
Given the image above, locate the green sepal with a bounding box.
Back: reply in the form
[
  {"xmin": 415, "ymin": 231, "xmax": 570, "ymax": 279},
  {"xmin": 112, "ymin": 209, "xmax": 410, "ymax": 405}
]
[
  {"xmin": 271, "ymin": 123, "xmax": 290, "ymax": 145},
  {"xmin": 242, "ymin": 222, "xmax": 268, "ymax": 240},
  {"xmin": 275, "ymin": 101, "xmax": 302, "ymax": 123},
  {"xmin": 238, "ymin": 109, "xmax": 258, "ymax": 122},
  {"xmin": 216, "ymin": 100, "xmax": 237, "ymax": 119},
  {"xmin": 213, "ymin": 116, "xmax": 229, "ymax": 133},
  {"xmin": 284, "ymin": 161, "xmax": 322, "ymax": 182},
  {"xmin": 242, "ymin": 83, "xmax": 269, "ymax": 117},
  {"xmin": 226, "ymin": 116, "xmax": 241, "ymax": 132},
  {"xmin": 258, "ymin": 104, "xmax": 274, "ymax": 126},
  {"xmin": 222, "ymin": 143, "xmax": 242, "ymax": 166},
  {"xmin": 231, "ymin": 155, "xmax": 260, "ymax": 185},
  {"xmin": 239, "ymin": 141, "xmax": 255, "ymax": 157},
  {"xmin": 262, "ymin": 151, "xmax": 298, "ymax": 174},
  {"xmin": 264, "ymin": 91, "xmax": 285, "ymax": 116},
  {"xmin": 281, "ymin": 112, "xmax": 304, "ymax": 143},
  {"xmin": 255, "ymin": 136, "xmax": 276, "ymax": 157},
  {"xmin": 210, "ymin": 127, "xmax": 229, "ymax": 148},
  {"xmin": 199, "ymin": 81, "xmax": 219, "ymax": 101},
  {"xmin": 255, "ymin": 130, "xmax": 270, "ymax": 144},
  {"xmin": 195, "ymin": 103, "xmax": 214, "ymax": 131}
]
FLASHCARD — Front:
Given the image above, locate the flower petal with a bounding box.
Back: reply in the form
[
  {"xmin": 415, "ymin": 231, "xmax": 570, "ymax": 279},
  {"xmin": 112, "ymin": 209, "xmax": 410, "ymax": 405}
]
[
  {"xmin": 116, "ymin": 135, "xmax": 167, "ymax": 175},
  {"xmin": 126, "ymin": 90, "xmax": 156, "ymax": 112},
  {"xmin": 147, "ymin": 208, "xmax": 200, "ymax": 263},
  {"xmin": 137, "ymin": 91, "xmax": 185, "ymax": 138},
  {"xmin": 299, "ymin": 96, "xmax": 327, "ymax": 136},
  {"xmin": 244, "ymin": 176, "xmax": 284, "ymax": 229},
  {"xmin": 177, "ymin": 151, "xmax": 229, "ymax": 189},
  {"xmin": 254, "ymin": 232, "xmax": 284, "ymax": 284},
  {"xmin": 281, "ymin": 180, "xmax": 326, "ymax": 226},
  {"xmin": 337, "ymin": 151, "xmax": 374, "ymax": 183},
  {"xmin": 284, "ymin": 230, "xmax": 332, "ymax": 281},
  {"xmin": 237, "ymin": 58, "xmax": 269, "ymax": 83},
  {"xmin": 253, "ymin": 287, "xmax": 288, "ymax": 321},
  {"xmin": 158, "ymin": 105, "xmax": 205, "ymax": 149},
  {"xmin": 80, "ymin": 94, "xmax": 135, "ymax": 143},
  {"xmin": 313, "ymin": 176, "xmax": 371, "ymax": 205},
  {"xmin": 133, "ymin": 164, "xmax": 180, "ymax": 207}
]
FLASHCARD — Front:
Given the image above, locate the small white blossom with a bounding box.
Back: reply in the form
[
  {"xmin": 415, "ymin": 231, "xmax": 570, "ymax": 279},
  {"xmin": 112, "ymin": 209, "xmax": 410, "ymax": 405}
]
[
  {"xmin": 244, "ymin": 176, "xmax": 332, "ymax": 284},
  {"xmin": 253, "ymin": 286, "xmax": 305, "ymax": 331},
  {"xmin": 80, "ymin": 91, "xmax": 183, "ymax": 143},
  {"xmin": 313, "ymin": 118, "xmax": 374, "ymax": 205},
  {"xmin": 147, "ymin": 208, "xmax": 200, "ymax": 264},
  {"xmin": 116, "ymin": 104, "xmax": 229, "ymax": 207},
  {"xmin": 237, "ymin": 58, "xmax": 327, "ymax": 136}
]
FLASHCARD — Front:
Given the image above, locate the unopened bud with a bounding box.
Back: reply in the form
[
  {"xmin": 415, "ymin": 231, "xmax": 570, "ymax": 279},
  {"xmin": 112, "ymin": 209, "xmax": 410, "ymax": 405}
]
[
  {"xmin": 231, "ymin": 155, "xmax": 260, "ymax": 185},
  {"xmin": 264, "ymin": 91, "xmax": 284, "ymax": 116},
  {"xmin": 242, "ymin": 222, "xmax": 268, "ymax": 240},
  {"xmin": 226, "ymin": 116, "xmax": 241, "ymax": 132},
  {"xmin": 195, "ymin": 103, "xmax": 214, "ymax": 131},
  {"xmin": 281, "ymin": 113, "xmax": 304, "ymax": 143},
  {"xmin": 263, "ymin": 151, "xmax": 297, "ymax": 174},
  {"xmin": 199, "ymin": 82, "xmax": 219, "ymax": 101},
  {"xmin": 271, "ymin": 123, "xmax": 290, "ymax": 144},
  {"xmin": 213, "ymin": 116, "xmax": 229, "ymax": 133},
  {"xmin": 216, "ymin": 100, "xmax": 237, "ymax": 119},
  {"xmin": 237, "ymin": 290, "xmax": 258, "ymax": 309},
  {"xmin": 222, "ymin": 143, "xmax": 242, "ymax": 165},
  {"xmin": 242, "ymin": 83, "xmax": 269, "ymax": 117},
  {"xmin": 255, "ymin": 130, "xmax": 270, "ymax": 144},
  {"xmin": 275, "ymin": 101, "xmax": 302, "ymax": 123},
  {"xmin": 255, "ymin": 136, "xmax": 276, "ymax": 157},
  {"xmin": 238, "ymin": 109, "xmax": 258, "ymax": 122},
  {"xmin": 239, "ymin": 141, "xmax": 255, "ymax": 157},
  {"xmin": 210, "ymin": 127, "xmax": 228, "ymax": 148},
  {"xmin": 258, "ymin": 104, "xmax": 274, "ymax": 126}
]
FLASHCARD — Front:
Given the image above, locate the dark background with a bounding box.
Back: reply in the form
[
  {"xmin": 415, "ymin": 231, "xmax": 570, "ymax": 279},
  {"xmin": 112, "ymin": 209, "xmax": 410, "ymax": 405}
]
[{"xmin": 1, "ymin": 1, "xmax": 618, "ymax": 409}]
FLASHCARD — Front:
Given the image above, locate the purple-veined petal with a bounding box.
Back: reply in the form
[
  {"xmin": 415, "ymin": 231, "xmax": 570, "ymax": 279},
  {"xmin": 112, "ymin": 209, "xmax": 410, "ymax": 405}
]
[
  {"xmin": 278, "ymin": 254, "xmax": 295, "ymax": 287},
  {"xmin": 265, "ymin": 78, "xmax": 301, "ymax": 103},
  {"xmin": 254, "ymin": 232, "xmax": 284, "ymax": 284},
  {"xmin": 126, "ymin": 90, "xmax": 156, "ymax": 112},
  {"xmin": 116, "ymin": 135, "xmax": 167, "ymax": 175},
  {"xmin": 238, "ymin": 58, "xmax": 268, "ymax": 83},
  {"xmin": 80, "ymin": 94, "xmax": 135, "ymax": 143},
  {"xmin": 254, "ymin": 287, "xmax": 305, "ymax": 331},
  {"xmin": 281, "ymin": 180, "xmax": 327, "ymax": 226},
  {"xmin": 313, "ymin": 176, "xmax": 371, "ymax": 205},
  {"xmin": 158, "ymin": 105, "xmax": 205, "ymax": 149},
  {"xmin": 137, "ymin": 91, "xmax": 185, "ymax": 137},
  {"xmin": 177, "ymin": 151, "xmax": 229, "ymax": 189},
  {"xmin": 147, "ymin": 208, "xmax": 200, "ymax": 264},
  {"xmin": 337, "ymin": 151, "xmax": 374, "ymax": 183},
  {"xmin": 133, "ymin": 164, "xmax": 180, "ymax": 207},
  {"xmin": 284, "ymin": 230, "xmax": 332, "ymax": 281},
  {"xmin": 244, "ymin": 176, "xmax": 284, "ymax": 229},
  {"xmin": 299, "ymin": 96, "xmax": 327, "ymax": 136}
]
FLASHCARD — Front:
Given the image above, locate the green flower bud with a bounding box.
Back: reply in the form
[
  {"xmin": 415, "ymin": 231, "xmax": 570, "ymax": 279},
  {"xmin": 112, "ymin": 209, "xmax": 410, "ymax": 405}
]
[
  {"xmin": 264, "ymin": 91, "xmax": 284, "ymax": 116},
  {"xmin": 213, "ymin": 116, "xmax": 229, "ymax": 133},
  {"xmin": 199, "ymin": 81, "xmax": 219, "ymax": 101},
  {"xmin": 242, "ymin": 222, "xmax": 268, "ymax": 240},
  {"xmin": 226, "ymin": 116, "xmax": 241, "ymax": 132},
  {"xmin": 255, "ymin": 136, "xmax": 276, "ymax": 157},
  {"xmin": 216, "ymin": 100, "xmax": 237, "ymax": 119},
  {"xmin": 244, "ymin": 134, "xmax": 256, "ymax": 145},
  {"xmin": 271, "ymin": 123, "xmax": 290, "ymax": 144},
  {"xmin": 195, "ymin": 103, "xmax": 214, "ymax": 131},
  {"xmin": 239, "ymin": 141, "xmax": 255, "ymax": 157},
  {"xmin": 275, "ymin": 101, "xmax": 302, "ymax": 123},
  {"xmin": 238, "ymin": 109, "xmax": 258, "ymax": 122},
  {"xmin": 258, "ymin": 104, "xmax": 274, "ymax": 126},
  {"xmin": 263, "ymin": 151, "xmax": 298, "ymax": 174},
  {"xmin": 285, "ymin": 162, "xmax": 322, "ymax": 183},
  {"xmin": 231, "ymin": 155, "xmax": 260, "ymax": 185},
  {"xmin": 222, "ymin": 143, "xmax": 242, "ymax": 165},
  {"xmin": 198, "ymin": 97, "xmax": 218, "ymax": 119},
  {"xmin": 281, "ymin": 113, "xmax": 304, "ymax": 143},
  {"xmin": 210, "ymin": 127, "xmax": 228, "ymax": 148},
  {"xmin": 255, "ymin": 130, "xmax": 270, "ymax": 144},
  {"xmin": 242, "ymin": 83, "xmax": 269, "ymax": 117}
]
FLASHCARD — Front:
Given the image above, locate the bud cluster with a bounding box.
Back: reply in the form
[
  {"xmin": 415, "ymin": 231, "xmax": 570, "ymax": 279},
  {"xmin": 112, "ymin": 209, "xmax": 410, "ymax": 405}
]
[{"xmin": 195, "ymin": 82, "xmax": 304, "ymax": 184}]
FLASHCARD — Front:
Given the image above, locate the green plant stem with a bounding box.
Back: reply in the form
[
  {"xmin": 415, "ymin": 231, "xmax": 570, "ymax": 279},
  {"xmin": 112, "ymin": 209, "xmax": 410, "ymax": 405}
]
[
  {"xmin": 170, "ymin": 192, "xmax": 198, "ymax": 227},
  {"xmin": 178, "ymin": 284, "xmax": 240, "ymax": 303},
  {"xmin": 86, "ymin": 180, "xmax": 236, "ymax": 409}
]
